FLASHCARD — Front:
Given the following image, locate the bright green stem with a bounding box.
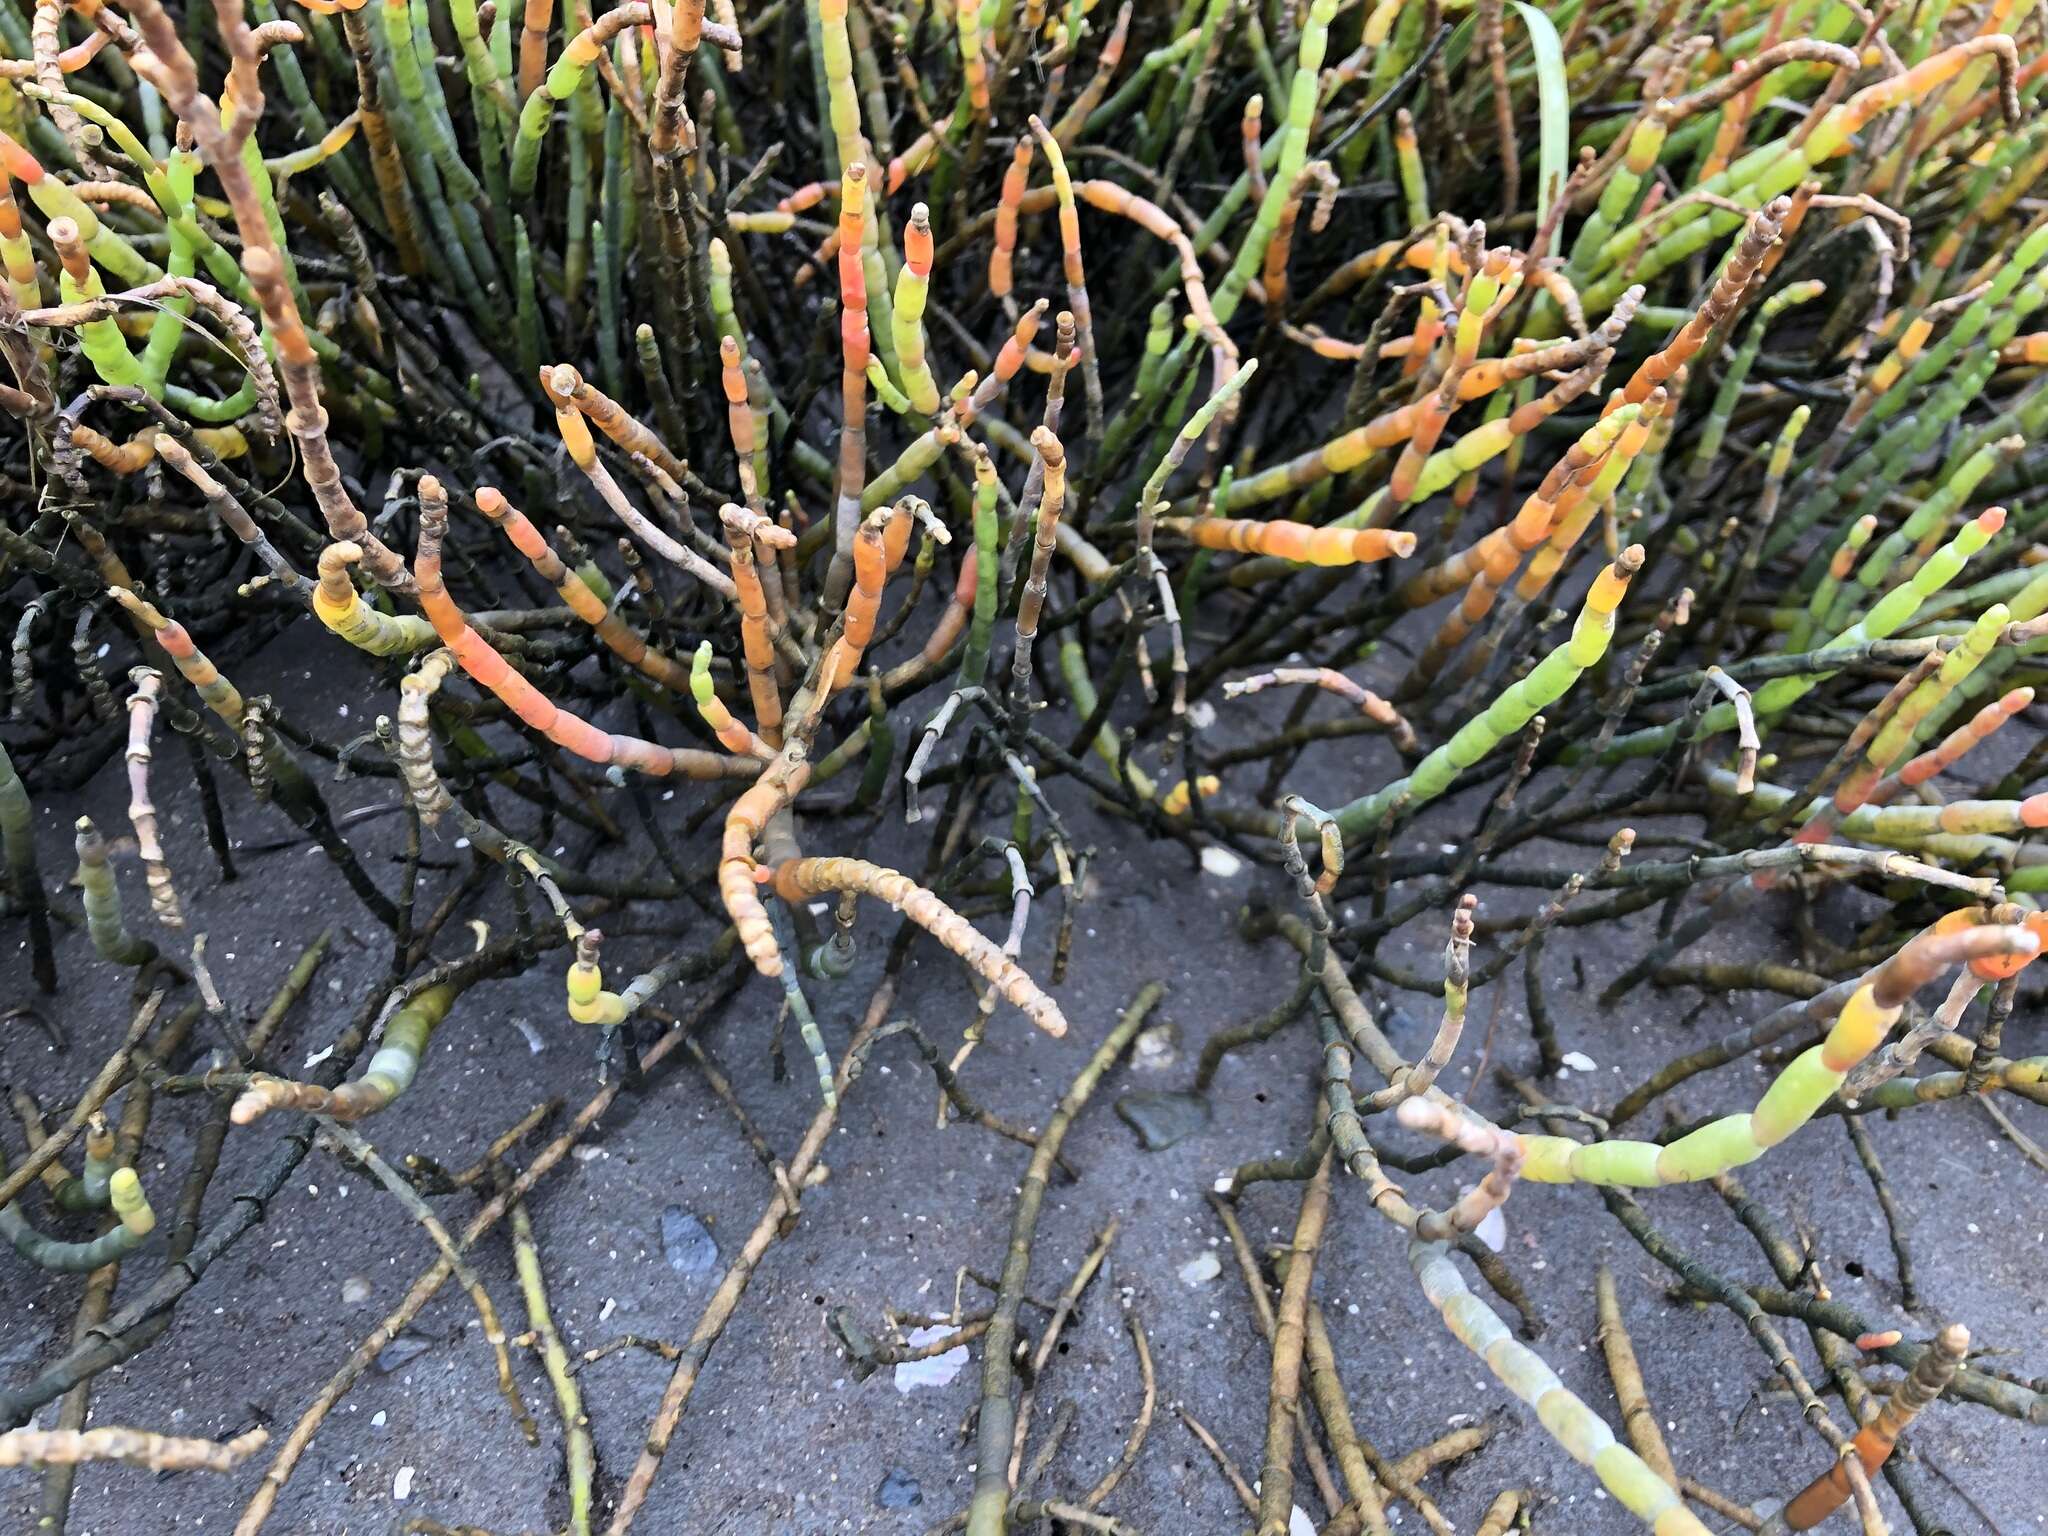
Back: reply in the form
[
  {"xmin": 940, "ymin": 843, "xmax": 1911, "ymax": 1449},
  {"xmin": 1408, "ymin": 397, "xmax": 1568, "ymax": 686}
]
[
  {"xmin": 863, "ymin": 428, "xmax": 952, "ymax": 512},
  {"xmin": 59, "ymin": 263, "xmax": 145, "ymax": 391},
  {"xmin": 384, "ymin": 0, "xmax": 482, "ymax": 202},
  {"xmin": 1687, "ymin": 281, "xmax": 1824, "ymax": 495},
  {"xmin": 1771, "ymin": 348, "xmax": 2003, "ymax": 565},
  {"xmin": 889, "ymin": 250, "xmax": 939, "ymax": 417},
  {"xmin": 166, "ymin": 379, "xmax": 259, "ymax": 423},
  {"xmin": 1522, "ymin": 991, "xmax": 1896, "ymax": 1190},
  {"xmin": 1832, "ymin": 436, "xmax": 2014, "ymax": 632},
  {"xmin": 447, "ymin": 0, "xmax": 515, "ymax": 143},
  {"xmin": 1596, "ymin": 511, "xmax": 2002, "ymax": 764},
  {"xmin": 1086, "ymin": 26, "xmax": 1201, "ymax": 138},
  {"xmin": 1864, "ymin": 605, "xmax": 2011, "ymax": 771},
  {"xmin": 1334, "ymin": 574, "xmax": 1626, "ymax": 838},
  {"xmin": 347, "ymin": 982, "xmax": 458, "ymax": 1115},
  {"xmin": 1133, "ymin": 299, "xmax": 1175, "ymax": 401},
  {"xmin": 1210, "ymin": 0, "xmax": 1338, "ymax": 326},
  {"xmin": 708, "ymin": 236, "xmax": 743, "ymax": 345},
  {"xmin": 1861, "ymin": 220, "xmax": 2048, "ymax": 435},
  {"xmin": 958, "ymin": 472, "xmax": 1000, "ymax": 688},
  {"xmin": 1916, "ymin": 566, "xmax": 2048, "ymax": 741},
  {"xmin": 1566, "ymin": 115, "xmax": 1667, "ymax": 280},
  {"xmin": 1147, "ymin": 0, "xmax": 1232, "ymax": 157},
  {"xmin": 1786, "ymin": 518, "xmax": 1877, "ymax": 657},
  {"xmin": 138, "ymin": 156, "xmax": 199, "ymax": 394},
  {"xmin": 19, "ymin": 178, "xmax": 158, "ymax": 287}
]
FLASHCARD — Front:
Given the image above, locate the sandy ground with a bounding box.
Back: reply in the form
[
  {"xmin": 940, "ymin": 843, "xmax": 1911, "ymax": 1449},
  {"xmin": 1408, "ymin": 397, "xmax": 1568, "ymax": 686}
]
[{"xmin": 2, "ymin": 624, "xmax": 2044, "ymax": 1536}]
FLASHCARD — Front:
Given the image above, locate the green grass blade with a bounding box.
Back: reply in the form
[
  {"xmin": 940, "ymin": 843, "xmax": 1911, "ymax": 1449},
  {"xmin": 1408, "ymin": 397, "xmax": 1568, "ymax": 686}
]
[{"xmin": 1510, "ymin": 1, "xmax": 1569, "ymax": 257}]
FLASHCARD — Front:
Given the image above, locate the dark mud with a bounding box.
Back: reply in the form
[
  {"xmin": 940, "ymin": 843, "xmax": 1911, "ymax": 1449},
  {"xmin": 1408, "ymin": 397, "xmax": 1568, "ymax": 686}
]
[{"xmin": 2, "ymin": 628, "xmax": 2042, "ymax": 1536}]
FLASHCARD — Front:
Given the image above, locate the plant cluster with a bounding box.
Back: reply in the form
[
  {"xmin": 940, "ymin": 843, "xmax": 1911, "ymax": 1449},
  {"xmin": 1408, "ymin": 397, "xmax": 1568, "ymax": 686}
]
[{"xmin": 0, "ymin": 0, "xmax": 2046, "ymax": 1533}]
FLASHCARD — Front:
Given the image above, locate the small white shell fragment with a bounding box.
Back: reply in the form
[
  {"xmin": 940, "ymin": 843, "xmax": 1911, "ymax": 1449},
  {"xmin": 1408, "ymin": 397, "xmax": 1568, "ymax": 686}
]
[
  {"xmin": 1200, "ymin": 846, "xmax": 1244, "ymax": 878},
  {"xmin": 893, "ymin": 1326, "xmax": 969, "ymax": 1393},
  {"xmin": 1561, "ymin": 1050, "xmax": 1598, "ymax": 1073},
  {"xmin": 1250, "ymin": 1485, "xmax": 1314, "ymax": 1536},
  {"xmin": 393, "ymin": 1466, "xmax": 415, "ymax": 1501},
  {"xmin": 1178, "ymin": 1250, "xmax": 1222, "ymax": 1286}
]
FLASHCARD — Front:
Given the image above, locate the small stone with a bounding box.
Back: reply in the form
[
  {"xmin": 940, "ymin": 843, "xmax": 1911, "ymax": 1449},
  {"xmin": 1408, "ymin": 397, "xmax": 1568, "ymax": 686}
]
[
  {"xmin": 876, "ymin": 1467, "xmax": 922, "ymax": 1509},
  {"xmin": 892, "ymin": 1327, "xmax": 969, "ymax": 1393},
  {"xmin": 660, "ymin": 1206, "xmax": 719, "ymax": 1277},
  {"xmin": 1560, "ymin": 1050, "xmax": 1598, "ymax": 1074},
  {"xmin": 1200, "ymin": 846, "xmax": 1244, "ymax": 879},
  {"xmin": 370, "ymin": 1411, "xmax": 386, "ymax": 1429},
  {"xmin": 1115, "ymin": 1090, "xmax": 1211, "ymax": 1151},
  {"xmin": 341, "ymin": 1275, "xmax": 372, "ymax": 1305},
  {"xmin": 1178, "ymin": 1250, "xmax": 1222, "ymax": 1286},
  {"xmin": 392, "ymin": 1466, "xmax": 415, "ymax": 1501},
  {"xmin": 373, "ymin": 1332, "xmax": 435, "ymax": 1373}
]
